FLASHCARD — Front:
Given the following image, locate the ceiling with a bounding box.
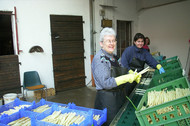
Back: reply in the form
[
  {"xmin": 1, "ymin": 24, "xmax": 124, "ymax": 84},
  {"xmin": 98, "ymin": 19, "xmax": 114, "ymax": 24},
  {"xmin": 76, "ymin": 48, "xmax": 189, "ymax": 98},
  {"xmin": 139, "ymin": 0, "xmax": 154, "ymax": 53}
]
[{"xmin": 136, "ymin": 0, "xmax": 188, "ymax": 11}]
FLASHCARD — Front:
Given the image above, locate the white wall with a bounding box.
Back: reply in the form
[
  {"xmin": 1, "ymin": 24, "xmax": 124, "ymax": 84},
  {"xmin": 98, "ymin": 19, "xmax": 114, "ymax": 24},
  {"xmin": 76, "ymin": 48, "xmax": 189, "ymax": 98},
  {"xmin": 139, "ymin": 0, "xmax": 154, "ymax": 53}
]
[
  {"xmin": 0, "ymin": 0, "xmax": 91, "ymax": 95},
  {"xmin": 93, "ymin": 0, "xmax": 138, "ymax": 54},
  {"xmin": 0, "ymin": 0, "xmax": 138, "ymax": 96},
  {"xmin": 114, "ymin": 0, "xmax": 138, "ymax": 38},
  {"xmin": 138, "ymin": 0, "xmax": 190, "ymax": 74}
]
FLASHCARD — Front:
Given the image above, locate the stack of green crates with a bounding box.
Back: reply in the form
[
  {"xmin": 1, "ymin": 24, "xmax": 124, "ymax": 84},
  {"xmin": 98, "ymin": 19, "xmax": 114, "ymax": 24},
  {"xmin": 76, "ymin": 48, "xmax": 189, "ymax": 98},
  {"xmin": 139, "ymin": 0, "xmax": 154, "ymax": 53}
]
[
  {"xmin": 150, "ymin": 56, "xmax": 183, "ymax": 88},
  {"xmin": 135, "ymin": 56, "xmax": 190, "ymax": 126},
  {"xmin": 149, "ymin": 67, "xmax": 183, "ymax": 88},
  {"xmin": 154, "ymin": 56, "xmax": 182, "ymax": 76},
  {"xmin": 160, "ymin": 56, "xmax": 179, "ymax": 66},
  {"xmin": 135, "ymin": 77, "xmax": 190, "ymax": 126}
]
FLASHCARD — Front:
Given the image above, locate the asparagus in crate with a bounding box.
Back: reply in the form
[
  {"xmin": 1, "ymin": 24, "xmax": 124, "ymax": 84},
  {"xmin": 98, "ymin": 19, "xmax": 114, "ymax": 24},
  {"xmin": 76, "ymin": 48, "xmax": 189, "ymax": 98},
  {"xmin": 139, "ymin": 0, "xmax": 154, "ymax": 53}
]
[
  {"xmin": 8, "ymin": 117, "xmax": 31, "ymax": 126},
  {"xmin": 0, "ymin": 105, "xmax": 31, "ymax": 115},
  {"xmin": 141, "ymin": 88, "xmax": 190, "ymax": 115},
  {"xmin": 32, "ymin": 105, "xmax": 50, "ymax": 113},
  {"xmin": 41, "ymin": 111, "xmax": 86, "ymax": 125},
  {"xmin": 93, "ymin": 114, "xmax": 100, "ymax": 121}
]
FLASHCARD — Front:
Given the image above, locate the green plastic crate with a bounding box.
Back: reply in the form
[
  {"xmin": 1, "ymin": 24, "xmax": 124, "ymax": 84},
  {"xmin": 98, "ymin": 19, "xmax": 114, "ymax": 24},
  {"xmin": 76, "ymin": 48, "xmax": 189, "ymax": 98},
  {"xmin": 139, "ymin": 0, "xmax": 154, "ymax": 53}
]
[
  {"xmin": 160, "ymin": 56, "xmax": 180, "ymax": 67},
  {"xmin": 165, "ymin": 117, "xmax": 190, "ymax": 126},
  {"xmin": 160, "ymin": 56, "xmax": 178, "ymax": 64},
  {"xmin": 154, "ymin": 61, "xmax": 182, "ymax": 76},
  {"xmin": 135, "ymin": 77, "xmax": 190, "ymax": 126},
  {"xmin": 149, "ymin": 68, "xmax": 183, "ymax": 88}
]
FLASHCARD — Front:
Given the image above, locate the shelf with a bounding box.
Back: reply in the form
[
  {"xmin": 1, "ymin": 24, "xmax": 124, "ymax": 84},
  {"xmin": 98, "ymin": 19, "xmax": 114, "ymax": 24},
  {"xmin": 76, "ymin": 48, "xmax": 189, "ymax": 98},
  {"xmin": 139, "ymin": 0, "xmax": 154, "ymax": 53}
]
[{"xmin": 99, "ymin": 4, "xmax": 117, "ymax": 9}]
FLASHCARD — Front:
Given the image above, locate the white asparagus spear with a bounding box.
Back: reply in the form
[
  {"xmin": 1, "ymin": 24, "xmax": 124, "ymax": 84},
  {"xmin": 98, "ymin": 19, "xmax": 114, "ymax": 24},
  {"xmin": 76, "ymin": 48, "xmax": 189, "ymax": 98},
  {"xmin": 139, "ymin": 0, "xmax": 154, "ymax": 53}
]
[{"xmin": 138, "ymin": 67, "xmax": 149, "ymax": 75}]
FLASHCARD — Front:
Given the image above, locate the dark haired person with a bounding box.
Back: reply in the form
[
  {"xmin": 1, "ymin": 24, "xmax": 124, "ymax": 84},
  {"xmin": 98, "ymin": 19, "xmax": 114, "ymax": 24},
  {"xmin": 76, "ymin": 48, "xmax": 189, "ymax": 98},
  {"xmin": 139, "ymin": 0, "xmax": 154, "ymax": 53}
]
[
  {"xmin": 121, "ymin": 33, "xmax": 165, "ymax": 96},
  {"xmin": 143, "ymin": 37, "xmax": 150, "ymax": 52}
]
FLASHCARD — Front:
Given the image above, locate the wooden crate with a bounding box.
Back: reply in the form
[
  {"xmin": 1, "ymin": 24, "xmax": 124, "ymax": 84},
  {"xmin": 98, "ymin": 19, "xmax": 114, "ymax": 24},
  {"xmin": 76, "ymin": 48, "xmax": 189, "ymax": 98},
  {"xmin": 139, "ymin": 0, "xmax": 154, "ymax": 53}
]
[{"xmin": 34, "ymin": 88, "xmax": 56, "ymax": 99}]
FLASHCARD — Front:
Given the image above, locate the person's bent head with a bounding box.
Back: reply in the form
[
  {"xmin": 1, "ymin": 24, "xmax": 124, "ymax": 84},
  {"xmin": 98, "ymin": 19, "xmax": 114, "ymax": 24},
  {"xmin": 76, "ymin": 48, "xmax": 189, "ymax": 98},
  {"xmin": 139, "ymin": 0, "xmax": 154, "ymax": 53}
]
[
  {"xmin": 99, "ymin": 27, "xmax": 117, "ymax": 54},
  {"xmin": 133, "ymin": 33, "xmax": 145, "ymax": 49}
]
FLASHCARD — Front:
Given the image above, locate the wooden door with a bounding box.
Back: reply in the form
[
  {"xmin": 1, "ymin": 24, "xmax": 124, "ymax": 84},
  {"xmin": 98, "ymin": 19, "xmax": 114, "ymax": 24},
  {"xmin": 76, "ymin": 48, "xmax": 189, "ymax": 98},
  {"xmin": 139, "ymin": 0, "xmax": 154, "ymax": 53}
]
[
  {"xmin": 117, "ymin": 20, "xmax": 132, "ymax": 57},
  {"xmin": 0, "ymin": 12, "xmax": 21, "ymax": 97},
  {"xmin": 50, "ymin": 15, "xmax": 85, "ymax": 91},
  {"xmin": 0, "ymin": 55, "xmax": 21, "ymax": 97}
]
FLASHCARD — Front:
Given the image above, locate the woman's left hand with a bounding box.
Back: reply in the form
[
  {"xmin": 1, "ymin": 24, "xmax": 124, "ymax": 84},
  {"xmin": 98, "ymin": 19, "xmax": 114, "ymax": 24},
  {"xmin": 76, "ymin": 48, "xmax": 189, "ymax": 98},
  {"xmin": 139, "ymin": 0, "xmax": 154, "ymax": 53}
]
[{"xmin": 134, "ymin": 73, "xmax": 142, "ymax": 83}]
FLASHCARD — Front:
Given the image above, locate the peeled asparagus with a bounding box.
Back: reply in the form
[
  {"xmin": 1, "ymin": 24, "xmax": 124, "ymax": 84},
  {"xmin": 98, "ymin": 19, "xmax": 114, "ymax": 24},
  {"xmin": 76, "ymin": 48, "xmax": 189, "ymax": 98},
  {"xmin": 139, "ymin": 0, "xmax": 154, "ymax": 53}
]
[
  {"xmin": 8, "ymin": 117, "xmax": 31, "ymax": 126},
  {"xmin": 0, "ymin": 105, "xmax": 31, "ymax": 115},
  {"xmin": 147, "ymin": 88, "xmax": 190, "ymax": 107},
  {"xmin": 32, "ymin": 105, "xmax": 50, "ymax": 113},
  {"xmin": 42, "ymin": 111, "xmax": 86, "ymax": 125},
  {"xmin": 138, "ymin": 67, "xmax": 149, "ymax": 75},
  {"xmin": 142, "ymin": 88, "xmax": 190, "ymax": 115},
  {"xmin": 93, "ymin": 114, "xmax": 100, "ymax": 121}
]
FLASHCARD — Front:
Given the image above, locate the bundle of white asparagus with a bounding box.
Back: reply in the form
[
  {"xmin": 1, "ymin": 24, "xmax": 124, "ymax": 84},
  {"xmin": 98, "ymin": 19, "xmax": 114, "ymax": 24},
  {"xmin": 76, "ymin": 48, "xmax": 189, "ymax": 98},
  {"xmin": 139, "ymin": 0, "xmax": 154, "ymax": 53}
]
[
  {"xmin": 58, "ymin": 105, "xmax": 67, "ymax": 108},
  {"xmin": 8, "ymin": 117, "xmax": 31, "ymax": 126},
  {"xmin": 147, "ymin": 88, "xmax": 190, "ymax": 107},
  {"xmin": 32, "ymin": 105, "xmax": 50, "ymax": 113},
  {"xmin": 0, "ymin": 105, "xmax": 31, "ymax": 115},
  {"xmin": 141, "ymin": 88, "xmax": 190, "ymax": 115},
  {"xmin": 41, "ymin": 111, "xmax": 86, "ymax": 126},
  {"xmin": 138, "ymin": 67, "xmax": 149, "ymax": 75},
  {"xmin": 93, "ymin": 114, "xmax": 100, "ymax": 121}
]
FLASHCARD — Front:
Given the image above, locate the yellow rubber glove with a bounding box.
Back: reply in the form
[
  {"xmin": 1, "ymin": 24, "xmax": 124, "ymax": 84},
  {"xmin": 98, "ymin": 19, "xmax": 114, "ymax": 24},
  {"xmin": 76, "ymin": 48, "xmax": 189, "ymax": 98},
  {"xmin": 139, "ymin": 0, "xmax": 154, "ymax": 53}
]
[
  {"xmin": 156, "ymin": 64, "xmax": 165, "ymax": 74},
  {"xmin": 135, "ymin": 73, "xmax": 142, "ymax": 83},
  {"xmin": 151, "ymin": 51, "xmax": 158, "ymax": 56},
  {"xmin": 128, "ymin": 69, "xmax": 134, "ymax": 74},
  {"xmin": 115, "ymin": 74, "xmax": 137, "ymax": 86},
  {"xmin": 156, "ymin": 64, "xmax": 162, "ymax": 70}
]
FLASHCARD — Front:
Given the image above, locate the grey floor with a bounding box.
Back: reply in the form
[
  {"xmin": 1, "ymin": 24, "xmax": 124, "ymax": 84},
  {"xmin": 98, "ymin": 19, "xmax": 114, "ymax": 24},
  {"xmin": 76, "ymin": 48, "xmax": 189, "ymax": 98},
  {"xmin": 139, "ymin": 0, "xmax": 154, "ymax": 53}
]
[{"xmin": 29, "ymin": 86, "xmax": 97, "ymax": 109}]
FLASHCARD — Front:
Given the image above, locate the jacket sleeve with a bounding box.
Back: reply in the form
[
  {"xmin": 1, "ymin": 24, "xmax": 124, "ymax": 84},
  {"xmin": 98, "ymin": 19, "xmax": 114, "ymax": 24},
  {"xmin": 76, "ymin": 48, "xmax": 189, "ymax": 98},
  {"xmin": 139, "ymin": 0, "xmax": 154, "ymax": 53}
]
[
  {"xmin": 92, "ymin": 58, "xmax": 117, "ymax": 90},
  {"xmin": 121, "ymin": 48, "xmax": 131, "ymax": 70},
  {"xmin": 144, "ymin": 51, "xmax": 159, "ymax": 69}
]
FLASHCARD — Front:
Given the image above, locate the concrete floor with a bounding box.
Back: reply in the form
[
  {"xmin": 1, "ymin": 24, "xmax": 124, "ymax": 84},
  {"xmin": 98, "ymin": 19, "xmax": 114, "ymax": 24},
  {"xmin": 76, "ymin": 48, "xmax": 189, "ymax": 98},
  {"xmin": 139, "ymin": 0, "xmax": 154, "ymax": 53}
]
[
  {"xmin": 28, "ymin": 86, "xmax": 97, "ymax": 109},
  {"xmin": 48, "ymin": 86, "xmax": 97, "ymax": 108}
]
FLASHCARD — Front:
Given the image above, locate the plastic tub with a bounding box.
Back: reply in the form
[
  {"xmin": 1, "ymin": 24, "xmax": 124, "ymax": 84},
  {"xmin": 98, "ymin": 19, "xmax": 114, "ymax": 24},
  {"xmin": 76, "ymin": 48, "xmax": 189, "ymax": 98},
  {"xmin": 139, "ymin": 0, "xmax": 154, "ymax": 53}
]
[
  {"xmin": 72, "ymin": 105, "xmax": 107, "ymax": 126},
  {"xmin": 0, "ymin": 109, "xmax": 37, "ymax": 126},
  {"xmin": 35, "ymin": 104, "xmax": 93, "ymax": 126},
  {"xmin": 0, "ymin": 98, "xmax": 34, "ymax": 118},
  {"xmin": 3, "ymin": 93, "xmax": 17, "ymax": 104}
]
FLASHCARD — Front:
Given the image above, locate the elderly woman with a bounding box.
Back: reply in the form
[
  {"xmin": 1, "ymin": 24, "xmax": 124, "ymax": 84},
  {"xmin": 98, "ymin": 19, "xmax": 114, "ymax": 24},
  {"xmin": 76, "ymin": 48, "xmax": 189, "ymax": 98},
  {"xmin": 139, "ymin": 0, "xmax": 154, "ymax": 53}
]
[
  {"xmin": 121, "ymin": 33, "xmax": 165, "ymax": 96},
  {"xmin": 91, "ymin": 28, "xmax": 141, "ymax": 126}
]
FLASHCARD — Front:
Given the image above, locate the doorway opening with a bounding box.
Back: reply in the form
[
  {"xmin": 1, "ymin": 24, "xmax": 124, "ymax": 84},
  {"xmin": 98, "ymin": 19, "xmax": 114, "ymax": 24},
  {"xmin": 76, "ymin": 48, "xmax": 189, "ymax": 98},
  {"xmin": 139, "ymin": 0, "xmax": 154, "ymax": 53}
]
[
  {"xmin": 0, "ymin": 12, "xmax": 14, "ymax": 56},
  {"xmin": 116, "ymin": 20, "xmax": 132, "ymax": 57}
]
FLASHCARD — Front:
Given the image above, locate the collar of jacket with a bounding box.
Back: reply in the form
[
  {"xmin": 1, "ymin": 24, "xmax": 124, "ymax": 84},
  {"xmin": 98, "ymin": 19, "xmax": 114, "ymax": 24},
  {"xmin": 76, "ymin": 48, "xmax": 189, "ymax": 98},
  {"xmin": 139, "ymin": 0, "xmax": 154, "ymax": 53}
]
[
  {"xmin": 101, "ymin": 49, "xmax": 115, "ymax": 58},
  {"xmin": 133, "ymin": 45, "xmax": 143, "ymax": 53}
]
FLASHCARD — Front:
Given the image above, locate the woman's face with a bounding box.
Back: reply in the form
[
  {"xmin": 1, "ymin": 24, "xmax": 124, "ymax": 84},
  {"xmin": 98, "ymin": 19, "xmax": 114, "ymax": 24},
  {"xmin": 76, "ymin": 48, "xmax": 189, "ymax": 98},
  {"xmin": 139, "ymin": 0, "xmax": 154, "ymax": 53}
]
[
  {"xmin": 100, "ymin": 35, "xmax": 116, "ymax": 54},
  {"xmin": 134, "ymin": 38, "xmax": 144, "ymax": 48},
  {"xmin": 145, "ymin": 38, "xmax": 149, "ymax": 45}
]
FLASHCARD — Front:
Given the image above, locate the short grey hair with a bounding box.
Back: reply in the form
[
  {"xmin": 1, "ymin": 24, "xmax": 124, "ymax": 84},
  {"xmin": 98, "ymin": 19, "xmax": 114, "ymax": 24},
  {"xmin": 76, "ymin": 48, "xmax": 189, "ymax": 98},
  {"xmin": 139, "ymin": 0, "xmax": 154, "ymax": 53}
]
[{"xmin": 99, "ymin": 27, "xmax": 116, "ymax": 42}]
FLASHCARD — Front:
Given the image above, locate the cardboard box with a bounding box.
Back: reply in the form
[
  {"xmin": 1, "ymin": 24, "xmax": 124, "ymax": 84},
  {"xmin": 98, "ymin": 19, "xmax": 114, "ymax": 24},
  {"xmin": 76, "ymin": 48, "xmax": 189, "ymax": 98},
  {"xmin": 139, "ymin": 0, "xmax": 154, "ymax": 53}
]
[{"xmin": 34, "ymin": 88, "xmax": 56, "ymax": 99}]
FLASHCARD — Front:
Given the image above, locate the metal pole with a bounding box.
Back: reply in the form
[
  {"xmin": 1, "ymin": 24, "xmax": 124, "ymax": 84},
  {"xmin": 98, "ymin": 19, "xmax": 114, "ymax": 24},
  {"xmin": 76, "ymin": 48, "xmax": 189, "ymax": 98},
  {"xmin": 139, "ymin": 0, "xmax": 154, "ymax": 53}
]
[
  {"xmin": 89, "ymin": 0, "xmax": 96, "ymax": 86},
  {"xmin": 14, "ymin": 7, "xmax": 20, "ymax": 55}
]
